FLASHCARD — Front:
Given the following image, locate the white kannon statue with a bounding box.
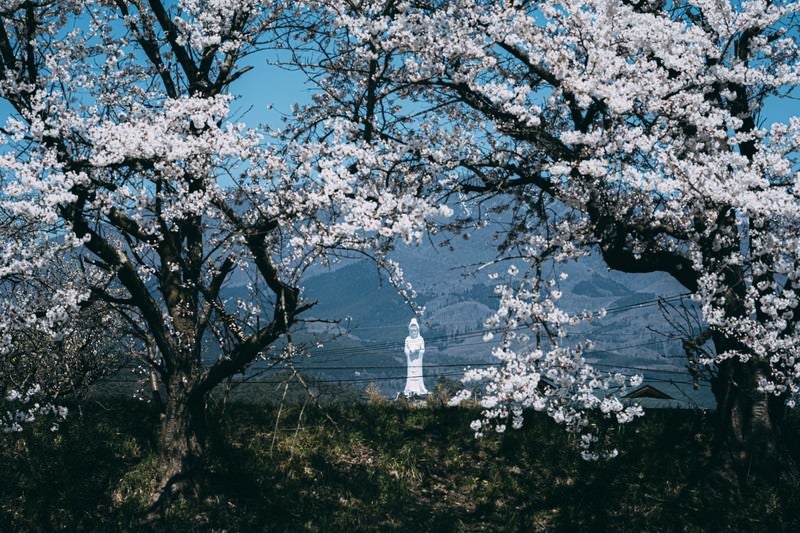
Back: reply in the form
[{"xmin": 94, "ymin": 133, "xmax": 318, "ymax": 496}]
[{"xmin": 403, "ymin": 318, "xmax": 428, "ymax": 396}]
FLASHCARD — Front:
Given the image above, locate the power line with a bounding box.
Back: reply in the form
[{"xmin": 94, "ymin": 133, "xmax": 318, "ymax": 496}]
[
  {"xmin": 107, "ymin": 293, "xmax": 695, "ymax": 372},
  {"xmin": 114, "ymin": 335, "xmax": 693, "ymax": 376},
  {"xmin": 331, "ymin": 292, "xmax": 693, "ymax": 333},
  {"xmin": 290, "ymin": 333, "xmax": 680, "ymax": 365},
  {"xmin": 107, "ymin": 356, "xmax": 698, "ymax": 386}
]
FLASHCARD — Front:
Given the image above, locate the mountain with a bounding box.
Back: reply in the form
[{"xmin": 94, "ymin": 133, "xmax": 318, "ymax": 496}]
[{"xmin": 283, "ymin": 234, "xmax": 714, "ymax": 407}]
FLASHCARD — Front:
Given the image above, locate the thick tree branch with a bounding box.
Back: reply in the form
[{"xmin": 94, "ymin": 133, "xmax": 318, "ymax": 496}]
[
  {"xmin": 116, "ymin": 0, "xmax": 179, "ymax": 99},
  {"xmin": 146, "ymin": 0, "xmax": 198, "ymax": 86}
]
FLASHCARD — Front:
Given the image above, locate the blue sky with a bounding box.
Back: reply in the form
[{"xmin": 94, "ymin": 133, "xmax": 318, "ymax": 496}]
[
  {"xmin": 0, "ymin": 39, "xmax": 797, "ymax": 145},
  {"xmin": 227, "ymin": 52, "xmax": 800, "ymax": 132},
  {"xmin": 229, "ymin": 50, "xmax": 315, "ymax": 132}
]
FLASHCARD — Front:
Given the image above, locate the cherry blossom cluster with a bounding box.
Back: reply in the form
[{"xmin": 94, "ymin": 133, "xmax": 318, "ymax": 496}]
[
  {"xmin": 173, "ymin": 0, "xmax": 264, "ymax": 51},
  {"xmin": 450, "ymin": 255, "xmax": 644, "ymax": 459},
  {"xmin": 298, "ymin": 0, "xmax": 800, "ymax": 454},
  {"xmin": 0, "ymin": 0, "xmax": 456, "ymax": 436},
  {"xmin": 2, "ymin": 384, "xmax": 68, "ymax": 434}
]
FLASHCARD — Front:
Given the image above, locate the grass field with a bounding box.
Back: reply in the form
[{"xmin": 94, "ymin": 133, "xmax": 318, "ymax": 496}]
[{"xmin": 1, "ymin": 394, "xmax": 798, "ymax": 532}]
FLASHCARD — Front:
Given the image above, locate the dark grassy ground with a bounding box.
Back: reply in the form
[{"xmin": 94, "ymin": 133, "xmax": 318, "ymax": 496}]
[{"xmin": 0, "ymin": 396, "xmax": 798, "ymax": 532}]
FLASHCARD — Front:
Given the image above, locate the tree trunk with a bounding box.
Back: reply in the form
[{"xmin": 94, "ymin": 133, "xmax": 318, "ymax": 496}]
[
  {"xmin": 709, "ymin": 337, "xmax": 784, "ymax": 488},
  {"xmin": 147, "ymin": 374, "xmax": 207, "ymax": 514}
]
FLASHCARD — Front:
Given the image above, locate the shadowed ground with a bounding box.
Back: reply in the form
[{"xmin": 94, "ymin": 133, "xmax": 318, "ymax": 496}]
[{"xmin": 0, "ymin": 396, "xmax": 798, "ymax": 531}]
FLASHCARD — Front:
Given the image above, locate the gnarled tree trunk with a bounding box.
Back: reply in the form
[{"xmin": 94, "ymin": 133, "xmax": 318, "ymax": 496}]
[
  {"xmin": 148, "ymin": 370, "xmax": 208, "ymax": 512},
  {"xmin": 710, "ymin": 353, "xmax": 785, "ymax": 488}
]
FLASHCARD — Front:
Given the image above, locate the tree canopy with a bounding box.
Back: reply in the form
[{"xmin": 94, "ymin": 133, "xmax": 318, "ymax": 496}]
[
  {"xmin": 0, "ymin": 0, "xmax": 447, "ymax": 506},
  {"xmin": 1, "ymin": 0, "xmax": 799, "ymax": 508},
  {"xmin": 285, "ymin": 0, "xmax": 800, "ymax": 471}
]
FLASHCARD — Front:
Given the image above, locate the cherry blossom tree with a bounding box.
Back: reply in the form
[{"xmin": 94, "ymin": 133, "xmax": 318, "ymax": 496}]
[
  {"xmin": 0, "ymin": 0, "xmax": 448, "ymax": 510},
  {"xmin": 1, "ymin": 297, "xmax": 127, "ymax": 434},
  {"xmin": 285, "ymin": 0, "xmax": 800, "ymax": 481}
]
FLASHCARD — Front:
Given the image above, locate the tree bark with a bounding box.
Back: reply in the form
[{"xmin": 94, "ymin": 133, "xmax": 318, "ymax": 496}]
[
  {"xmin": 709, "ymin": 335, "xmax": 784, "ymax": 489},
  {"xmin": 595, "ymin": 223, "xmax": 786, "ymax": 487},
  {"xmin": 148, "ymin": 372, "xmax": 208, "ymax": 513}
]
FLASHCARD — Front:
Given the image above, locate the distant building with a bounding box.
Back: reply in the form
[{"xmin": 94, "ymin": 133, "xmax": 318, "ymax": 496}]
[
  {"xmin": 621, "ymin": 382, "xmax": 711, "ymax": 410},
  {"xmin": 624, "ymin": 384, "xmax": 674, "ymax": 400}
]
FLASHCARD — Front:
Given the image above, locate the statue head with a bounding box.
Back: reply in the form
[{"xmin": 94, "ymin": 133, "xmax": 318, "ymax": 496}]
[{"xmin": 408, "ymin": 318, "xmax": 420, "ymax": 338}]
